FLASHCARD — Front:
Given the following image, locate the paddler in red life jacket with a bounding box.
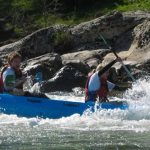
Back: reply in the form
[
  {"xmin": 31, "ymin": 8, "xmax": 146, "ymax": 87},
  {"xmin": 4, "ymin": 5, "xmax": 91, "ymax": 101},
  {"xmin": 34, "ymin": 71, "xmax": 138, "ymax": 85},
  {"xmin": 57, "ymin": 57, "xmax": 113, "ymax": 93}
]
[
  {"xmin": 85, "ymin": 57, "xmax": 122, "ymax": 102},
  {"xmin": 0, "ymin": 52, "xmax": 26, "ymax": 95}
]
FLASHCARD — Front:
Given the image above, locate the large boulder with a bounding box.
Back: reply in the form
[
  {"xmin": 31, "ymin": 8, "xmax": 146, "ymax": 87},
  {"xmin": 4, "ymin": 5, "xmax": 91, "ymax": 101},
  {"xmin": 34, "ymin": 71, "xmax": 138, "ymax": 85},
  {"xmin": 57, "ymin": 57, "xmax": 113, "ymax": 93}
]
[
  {"xmin": 61, "ymin": 49, "xmax": 110, "ymax": 69},
  {"xmin": 0, "ymin": 25, "xmax": 68, "ymax": 62},
  {"xmin": 23, "ymin": 53, "xmax": 62, "ymax": 80},
  {"xmin": 40, "ymin": 65, "xmax": 87, "ymax": 92},
  {"xmin": 70, "ymin": 11, "xmax": 146, "ymax": 49}
]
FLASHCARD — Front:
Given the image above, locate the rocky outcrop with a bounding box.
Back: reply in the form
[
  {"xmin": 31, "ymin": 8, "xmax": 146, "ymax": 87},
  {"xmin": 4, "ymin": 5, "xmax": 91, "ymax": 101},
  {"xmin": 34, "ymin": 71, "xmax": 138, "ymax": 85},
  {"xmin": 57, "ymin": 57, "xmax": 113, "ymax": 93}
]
[
  {"xmin": 0, "ymin": 25, "xmax": 68, "ymax": 62},
  {"xmin": 70, "ymin": 11, "xmax": 146, "ymax": 50},
  {"xmin": 0, "ymin": 11, "xmax": 147, "ymax": 61}
]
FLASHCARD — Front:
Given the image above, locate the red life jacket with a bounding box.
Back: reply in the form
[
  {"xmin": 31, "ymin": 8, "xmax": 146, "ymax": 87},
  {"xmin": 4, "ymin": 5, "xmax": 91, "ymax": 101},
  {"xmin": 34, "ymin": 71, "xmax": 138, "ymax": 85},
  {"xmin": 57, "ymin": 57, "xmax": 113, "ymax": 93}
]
[
  {"xmin": 85, "ymin": 74, "xmax": 108, "ymax": 102},
  {"xmin": 97, "ymin": 77, "xmax": 108, "ymax": 99},
  {"xmin": 0, "ymin": 65, "xmax": 23, "ymax": 93},
  {"xmin": 0, "ymin": 76, "xmax": 3, "ymax": 93}
]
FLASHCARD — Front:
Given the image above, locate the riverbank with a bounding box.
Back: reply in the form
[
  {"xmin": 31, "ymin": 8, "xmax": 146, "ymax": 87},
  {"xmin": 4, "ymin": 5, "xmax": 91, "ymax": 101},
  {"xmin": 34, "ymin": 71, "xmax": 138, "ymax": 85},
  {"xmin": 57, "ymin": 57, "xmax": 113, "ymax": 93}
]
[{"xmin": 1, "ymin": 0, "xmax": 150, "ymax": 45}]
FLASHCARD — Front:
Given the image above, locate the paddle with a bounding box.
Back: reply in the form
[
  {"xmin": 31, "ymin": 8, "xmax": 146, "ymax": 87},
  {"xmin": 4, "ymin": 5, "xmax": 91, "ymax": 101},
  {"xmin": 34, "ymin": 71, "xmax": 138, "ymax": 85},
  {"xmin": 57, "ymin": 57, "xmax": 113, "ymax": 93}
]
[{"xmin": 99, "ymin": 34, "xmax": 136, "ymax": 82}]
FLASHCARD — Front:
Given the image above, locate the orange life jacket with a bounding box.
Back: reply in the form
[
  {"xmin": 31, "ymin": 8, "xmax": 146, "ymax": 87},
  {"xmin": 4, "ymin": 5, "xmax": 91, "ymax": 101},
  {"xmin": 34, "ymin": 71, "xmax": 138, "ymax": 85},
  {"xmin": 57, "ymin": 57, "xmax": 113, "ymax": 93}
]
[
  {"xmin": 0, "ymin": 65, "xmax": 23, "ymax": 93},
  {"xmin": 85, "ymin": 74, "xmax": 108, "ymax": 102}
]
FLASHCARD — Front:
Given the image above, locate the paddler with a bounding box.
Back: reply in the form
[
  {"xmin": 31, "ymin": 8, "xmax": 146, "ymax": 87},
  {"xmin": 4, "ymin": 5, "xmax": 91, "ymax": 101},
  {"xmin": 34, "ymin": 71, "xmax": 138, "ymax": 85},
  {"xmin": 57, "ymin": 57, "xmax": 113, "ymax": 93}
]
[
  {"xmin": 85, "ymin": 57, "xmax": 124, "ymax": 102},
  {"xmin": 0, "ymin": 52, "xmax": 26, "ymax": 95},
  {"xmin": 0, "ymin": 51, "xmax": 46, "ymax": 97}
]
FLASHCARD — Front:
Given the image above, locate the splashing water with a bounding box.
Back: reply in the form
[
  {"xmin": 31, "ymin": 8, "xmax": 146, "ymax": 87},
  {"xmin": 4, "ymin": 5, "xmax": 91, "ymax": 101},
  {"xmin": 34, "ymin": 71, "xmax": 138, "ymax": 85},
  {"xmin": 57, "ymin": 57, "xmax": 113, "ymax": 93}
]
[
  {"xmin": 11, "ymin": 77, "xmax": 150, "ymax": 129},
  {"xmin": 1, "ymin": 77, "xmax": 150, "ymax": 149}
]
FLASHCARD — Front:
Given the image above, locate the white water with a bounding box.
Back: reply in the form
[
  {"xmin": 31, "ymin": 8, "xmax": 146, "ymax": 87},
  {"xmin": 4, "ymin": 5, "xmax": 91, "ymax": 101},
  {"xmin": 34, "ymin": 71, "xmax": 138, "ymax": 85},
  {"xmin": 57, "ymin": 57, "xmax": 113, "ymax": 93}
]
[{"xmin": 0, "ymin": 77, "xmax": 150, "ymax": 149}]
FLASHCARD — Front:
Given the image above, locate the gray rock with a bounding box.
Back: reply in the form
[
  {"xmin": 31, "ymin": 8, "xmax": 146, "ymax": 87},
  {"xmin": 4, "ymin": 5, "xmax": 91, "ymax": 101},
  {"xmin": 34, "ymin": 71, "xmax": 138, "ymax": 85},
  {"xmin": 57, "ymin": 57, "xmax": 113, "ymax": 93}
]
[
  {"xmin": 132, "ymin": 20, "xmax": 150, "ymax": 49},
  {"xmin": 1, "ymin": 10, "xmax": 150, "ymax": 92},
  {"xmin": 0, "ymin": 25, "xmax": 67, "ymax": 61},
  {"xmin": 61, "ymin": 49, "xmax": 110, "ymax": 69},
  {"xmin": 0, "ymin": 11, "xmax": 147, "ymax": 62},
  {"xmin": 62, "ymin": 59, "xmax": 90, "ymax": 74},
  {"xmin": 70, "ymin": 11, "xmax": 144, "ymax": 49},
  {"xmin": 23, "ymin": 53, "xmax": 62, "ymax": 80},
  {"xmin": 40, "ymin": 65, "xmax": 87, "ymax": 92}
]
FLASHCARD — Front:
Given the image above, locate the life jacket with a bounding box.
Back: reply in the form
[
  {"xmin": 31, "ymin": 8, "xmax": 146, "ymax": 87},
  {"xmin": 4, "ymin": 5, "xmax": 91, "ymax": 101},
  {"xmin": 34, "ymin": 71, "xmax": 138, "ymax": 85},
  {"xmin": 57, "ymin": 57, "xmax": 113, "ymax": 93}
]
[
  {"xmin": 0, "ymin": 65, "xmax": 23, "ymax": 93},
  {"xmin": 97, "ymin": 77, "xmax": 108, "ymax": 100},
  {"xmin": 0, "ymin": 76, "xmax": 3, "ymax": 93},
  {"xmin": 85, "ymin": 74, "xmax": 108, "ymax": 102}
]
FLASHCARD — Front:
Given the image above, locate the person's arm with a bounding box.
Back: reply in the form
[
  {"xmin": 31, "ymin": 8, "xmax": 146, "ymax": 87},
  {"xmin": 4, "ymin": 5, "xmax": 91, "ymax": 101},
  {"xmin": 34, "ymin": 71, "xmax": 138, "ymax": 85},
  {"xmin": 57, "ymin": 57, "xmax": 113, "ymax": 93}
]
[{"xmin": 98, "ymin": 59, "xmax": 117, "ymax": 77}]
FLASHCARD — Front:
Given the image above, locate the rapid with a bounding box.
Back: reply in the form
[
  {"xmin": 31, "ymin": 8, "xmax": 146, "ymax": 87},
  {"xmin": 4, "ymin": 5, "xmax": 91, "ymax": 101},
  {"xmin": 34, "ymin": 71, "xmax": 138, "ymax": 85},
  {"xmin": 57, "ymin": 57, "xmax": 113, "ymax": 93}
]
[{"xmin": 0, "ymin": 77, "xmax": 150, "ymax": 149}]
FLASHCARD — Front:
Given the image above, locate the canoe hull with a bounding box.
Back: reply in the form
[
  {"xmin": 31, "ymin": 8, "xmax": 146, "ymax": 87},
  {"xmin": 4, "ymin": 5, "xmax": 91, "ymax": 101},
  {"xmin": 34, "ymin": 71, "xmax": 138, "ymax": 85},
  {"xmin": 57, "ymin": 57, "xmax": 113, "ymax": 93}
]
[{"xmin": 0, "ymin": 94, "xmax": 128, "ymax": 119}]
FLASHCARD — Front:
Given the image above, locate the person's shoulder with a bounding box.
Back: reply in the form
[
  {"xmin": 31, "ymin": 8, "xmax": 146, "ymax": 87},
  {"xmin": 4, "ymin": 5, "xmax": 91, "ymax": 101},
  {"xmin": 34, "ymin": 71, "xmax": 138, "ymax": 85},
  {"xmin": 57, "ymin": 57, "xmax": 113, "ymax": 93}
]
[
  {"xmin": 3, "ymin": 67, "xmax": 15, "ymax": 75},
  {"xmin": 91, "ymin": 71, "xmax": 99, "ymax": 76}
]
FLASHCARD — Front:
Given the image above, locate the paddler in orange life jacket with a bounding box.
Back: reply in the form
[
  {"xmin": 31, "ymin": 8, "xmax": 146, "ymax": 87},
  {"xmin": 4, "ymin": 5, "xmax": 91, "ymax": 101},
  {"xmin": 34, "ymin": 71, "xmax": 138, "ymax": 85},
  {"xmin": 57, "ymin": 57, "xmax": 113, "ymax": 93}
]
[
  {"xmin": 85, "ymin": 57, "xmax": 122, "ymax": 102},
  {"xmin": 0, "ymin": 52, "xmax": 26, "ymax": 95}
]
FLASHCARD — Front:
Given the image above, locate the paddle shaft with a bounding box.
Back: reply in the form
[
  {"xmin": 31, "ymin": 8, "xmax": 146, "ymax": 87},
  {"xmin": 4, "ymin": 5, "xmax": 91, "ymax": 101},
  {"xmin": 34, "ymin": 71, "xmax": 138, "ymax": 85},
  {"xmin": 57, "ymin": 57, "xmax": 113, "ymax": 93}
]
[
  {"xmin": 99, "ymin": 34, "xmax": 136, "ymax": 82},
  {"xmin": 113, "ymin": 50, "xmax": 136, "ymax": 82}
]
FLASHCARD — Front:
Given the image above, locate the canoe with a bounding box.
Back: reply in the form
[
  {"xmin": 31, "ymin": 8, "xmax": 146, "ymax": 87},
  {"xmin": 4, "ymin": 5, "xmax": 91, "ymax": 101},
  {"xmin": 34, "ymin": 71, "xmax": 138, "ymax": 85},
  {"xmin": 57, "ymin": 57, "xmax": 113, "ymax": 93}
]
[{"xmin": 0, "ymin": 94, "xmax": 129, "ymax": 119}]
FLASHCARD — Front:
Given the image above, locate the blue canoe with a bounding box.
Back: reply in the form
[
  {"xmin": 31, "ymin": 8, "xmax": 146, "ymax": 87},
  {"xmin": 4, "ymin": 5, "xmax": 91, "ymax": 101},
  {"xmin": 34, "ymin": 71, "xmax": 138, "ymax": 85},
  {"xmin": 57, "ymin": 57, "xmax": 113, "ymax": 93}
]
[{"xmin": 0, "ymin": 94, "xmax": 129, "ymax": 119}]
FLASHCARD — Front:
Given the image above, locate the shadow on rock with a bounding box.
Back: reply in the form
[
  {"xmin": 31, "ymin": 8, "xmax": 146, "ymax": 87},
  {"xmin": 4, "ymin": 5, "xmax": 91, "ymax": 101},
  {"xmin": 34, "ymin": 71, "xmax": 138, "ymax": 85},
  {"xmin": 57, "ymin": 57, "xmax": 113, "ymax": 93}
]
[{"xmin": 40, "ymin": 65, "xmax": 87, "ymax": 92}]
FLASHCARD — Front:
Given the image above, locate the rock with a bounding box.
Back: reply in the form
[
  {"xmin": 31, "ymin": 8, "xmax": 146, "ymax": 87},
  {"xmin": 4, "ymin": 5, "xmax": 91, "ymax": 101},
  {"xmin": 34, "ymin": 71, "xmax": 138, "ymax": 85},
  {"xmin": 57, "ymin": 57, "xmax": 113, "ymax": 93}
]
[
  {"xmin": 23, "ymin": 53, "xmax": 62, "ymax": 80},
  {"xmin": 0, "ymin": 25, "xmax": 68, "ymax": 61},
  {"xmin": 62, "ymin": 59, "xmax": 90, "ymax": 74},
  {"xmin": 123, "ymin": 11, "xmax": 150, "ymax": 21},
  {"xmin": 0, "ymin": 11, "xmax": 146, "ymax": 62},
  {"xmin": 70, "ymin": 11, "xmax": 144, "ymax": 49},
  {"xmin": 0, "ymin": 59, "xmax": 2, "ymax": 68},
  {"xmin": 61, "ymin": 49, "xmax": 110, "ymax": 69},
  {"xmin": 131, "ymin": 20, "xmax": 150, "ymax": 49},
  {"xmin": 40, "ymin": 65, "xmax": 87, "ymax": 92},
  {"xmin": 1, "ymin": 11, "xmax": 150, "ymax": 92}
]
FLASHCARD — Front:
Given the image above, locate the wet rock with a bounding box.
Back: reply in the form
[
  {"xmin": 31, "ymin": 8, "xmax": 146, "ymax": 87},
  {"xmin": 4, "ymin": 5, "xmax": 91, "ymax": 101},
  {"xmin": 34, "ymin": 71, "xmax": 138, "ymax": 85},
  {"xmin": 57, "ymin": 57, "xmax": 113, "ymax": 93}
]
[
  {"xmin": 62, "ymin": 59, "xmax": 90, "ymax": 74},
  {"xmin": 23, "ymin": 53, "xmax": 62, "ymax": 80},
  {"xmin": 40, "ymin": 65, "xmax": 87, "ymax": 92}
]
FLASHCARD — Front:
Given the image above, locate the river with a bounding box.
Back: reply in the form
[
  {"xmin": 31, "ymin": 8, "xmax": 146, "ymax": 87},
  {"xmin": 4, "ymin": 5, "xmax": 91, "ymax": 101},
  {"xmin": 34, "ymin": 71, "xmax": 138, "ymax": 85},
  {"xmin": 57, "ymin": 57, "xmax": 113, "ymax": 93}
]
[{"xmin": 0, "ymin": 77, "xmax": 150, "ymax": 150}]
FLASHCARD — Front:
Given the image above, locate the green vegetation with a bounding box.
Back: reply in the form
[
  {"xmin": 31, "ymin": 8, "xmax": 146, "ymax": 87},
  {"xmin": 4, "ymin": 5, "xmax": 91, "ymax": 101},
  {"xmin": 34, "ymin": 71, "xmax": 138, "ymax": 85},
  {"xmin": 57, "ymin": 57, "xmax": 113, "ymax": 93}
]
[{"xmin": 0, "ymin": 0, "xmax": 150, "ymax": 38}]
